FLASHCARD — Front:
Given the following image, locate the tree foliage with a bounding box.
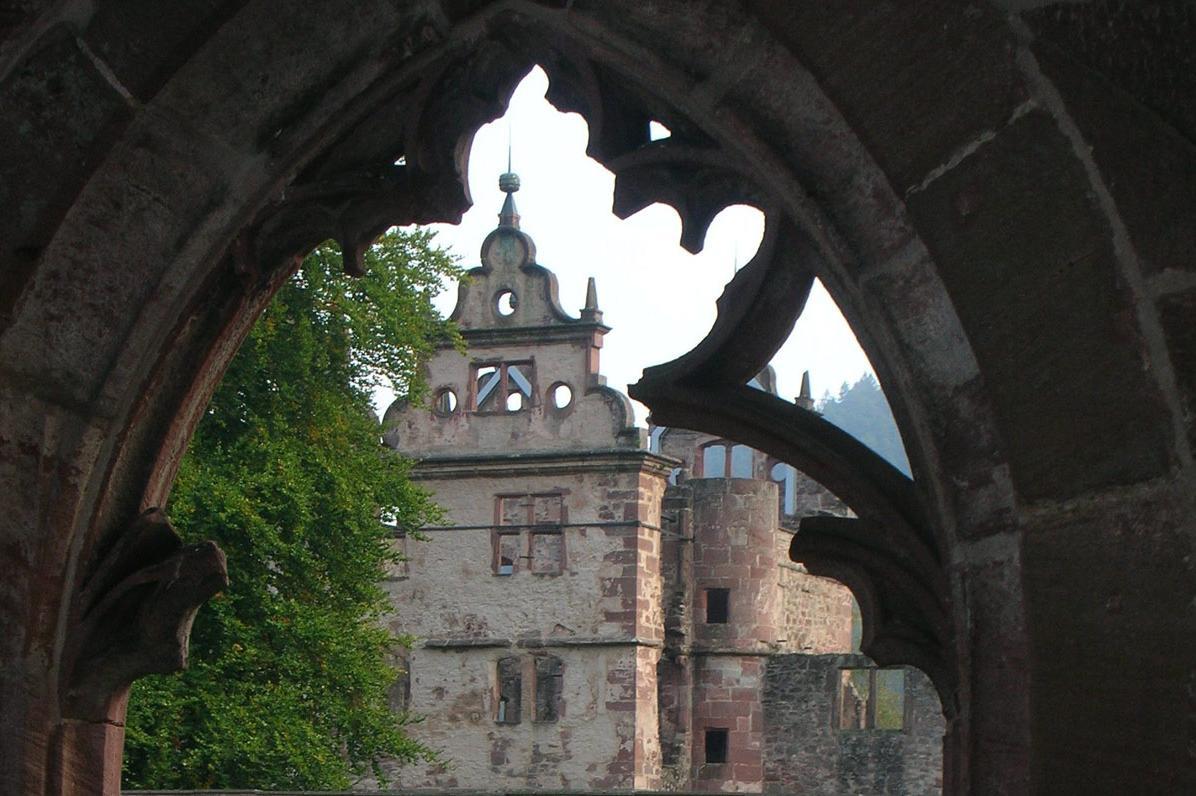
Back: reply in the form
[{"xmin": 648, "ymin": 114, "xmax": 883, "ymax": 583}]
[
  {"xmin": 819, "ymin": 373, "xmax": 911, "ymax": 476},
  {"xmin": 122, "ymin": 230, "xmax": 459, "ymax": 789}
]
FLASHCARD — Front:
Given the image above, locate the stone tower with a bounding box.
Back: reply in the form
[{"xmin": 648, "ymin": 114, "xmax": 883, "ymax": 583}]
[
  {"xmin": 376, "ymin": 173, "xmax": 942, "ymax": 794},
  {"xmin": 651, "ymin": 373, "xmax": 859, "ymax": 792},
  {"xmin": 378, "ymin": 171, "xmax": 675, "ymax": 790}
]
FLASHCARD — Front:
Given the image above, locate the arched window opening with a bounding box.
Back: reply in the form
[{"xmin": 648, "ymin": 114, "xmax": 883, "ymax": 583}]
[
  {"xmin": 701, "ymin": 443, "xmax": 726, "ymax": 478},
  {"xmin": 698, "ymin": 441, "xmax": 754, "ymax": 479},
  {"xmin": 730, "ymin": 444, "xmax": 752, "ymax": 478},
  {"xmin": 769, "ymin": 461, "xmax": 797, "ymax": 516},
  {"xmin": 433, "ymin": 387, "xmax": 458, "ymax": 416},
  {"xmin": 495, "ymin": 289, "xmax": 518, "ymax": 317}
]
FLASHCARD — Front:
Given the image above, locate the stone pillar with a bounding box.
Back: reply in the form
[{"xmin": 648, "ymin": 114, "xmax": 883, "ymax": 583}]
[{"xmin": 2, "ymin": 510, "xmax": 227, "ymax": 796}]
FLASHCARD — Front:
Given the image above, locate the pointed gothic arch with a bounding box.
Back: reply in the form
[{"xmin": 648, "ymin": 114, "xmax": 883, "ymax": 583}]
[{"xmin": 0, "ymin": 3, "xmax": 1192, "ymax": 794}]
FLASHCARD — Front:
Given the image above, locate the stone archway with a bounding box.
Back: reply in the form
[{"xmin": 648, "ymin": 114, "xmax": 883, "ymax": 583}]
[{"xmin": 1, "ymin": 3, "xmax": 1192, "ymax": 794}]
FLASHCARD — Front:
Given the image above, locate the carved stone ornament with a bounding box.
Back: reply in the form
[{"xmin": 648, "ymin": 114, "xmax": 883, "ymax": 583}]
[
  {"xmin": 62, "ymin": 509, "xmax": 228, "ymax": 723},
  {"xmin": 226, "ymin": 7, "xmax": 956, "ymax": 715}
]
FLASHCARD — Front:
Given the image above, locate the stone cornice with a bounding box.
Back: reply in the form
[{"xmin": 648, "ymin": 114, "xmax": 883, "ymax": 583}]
[
  {"xmin": 411, "ymin": 448, "xmax": 680, "ymax": 480},
  {"xmin": 456, "ymin": 321, "xmax": 611, "ymax": 348},
  {"xmin": 421, "ymin": 635, "xmax": 664, "ymax": 650}
]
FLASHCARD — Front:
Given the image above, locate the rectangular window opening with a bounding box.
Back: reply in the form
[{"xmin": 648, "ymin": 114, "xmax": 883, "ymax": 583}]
[
  {"xmin": 730, "ymin": 444, "xmax": 753, "ymax": 478},
  {"xmin": 495, "ymin": 531, "xmax": 520, "ymax": 576},
  {"xmin": 531, "ymin": 531, "xmax": 564, "ymax": 575},
  {"xmin": 496, "ymin": 494, "xmax": 565, "ymax": 575},
  {"xmin": 705, "ymin": 588, "xmax": 730, "ymax": 624},
  {"xmin": 704, "ymin": 728, "xmax": 729, "ymax": 764},
  {"xmin": 837, "ymin": 667, "xmax": 906, "ymax": 731},
  {"xmin": 873, "ymin": 668, "xmax": 906, "ymax": 730},
  {"xmin": 471, "ymin": 361, "xmax": 536, "ymax": 413},
  {"xmin": 534, "ymin": 656, "xmax": 564, "ymax": 722},
  {"xmin": 382, "ymin": 530, "xmax": 409, "ymax": 580},
  {"xmin": 702, "ymin": 444, "xmax": 726, "ymax": 478},
  {"xmin": 496, "ymin": 657, "xmax": 522, "ymax": 725}
]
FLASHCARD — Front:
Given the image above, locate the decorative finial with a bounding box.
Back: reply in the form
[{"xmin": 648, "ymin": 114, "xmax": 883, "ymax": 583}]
[
  {"xmin": 582, "ymin": 276, "xmax": 602, "ymax": 321},
  {"xmin": 796, "ymin": 370, "xmax": 815, "ymax": 411},
  {"xmin": 497, "ymin": 138, "xmax": 521, "ymax": 230}
]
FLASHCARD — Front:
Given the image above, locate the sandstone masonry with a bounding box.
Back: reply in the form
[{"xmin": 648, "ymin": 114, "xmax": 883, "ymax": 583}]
[{"xmin": 373, "ymin": 174, "xmax": 943, "ymax": 793}]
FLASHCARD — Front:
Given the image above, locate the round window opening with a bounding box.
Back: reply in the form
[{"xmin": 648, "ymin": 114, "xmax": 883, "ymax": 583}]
[
  {"xmin": 550, "ymin": 383, "xmax": 573, "ymax": 410},
  {"xmin": 433, "ymin": 388, "xmax": 458, "ymax": 415},
  {"xmin": 496, "ymin": 290, "xmax": 518, "ymax": 317}
]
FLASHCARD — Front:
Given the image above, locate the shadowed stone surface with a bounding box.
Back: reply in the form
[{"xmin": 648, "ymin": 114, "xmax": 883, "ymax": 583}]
[{"xmin": 0, "ymin": 2, "xmax": 1193, "ymax": 794}]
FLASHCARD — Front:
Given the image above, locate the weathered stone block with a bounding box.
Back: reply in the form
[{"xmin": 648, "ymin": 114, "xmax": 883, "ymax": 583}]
[{"xmin": 907, "ymin": 110, "xmax": 1173, "ymax": 500}]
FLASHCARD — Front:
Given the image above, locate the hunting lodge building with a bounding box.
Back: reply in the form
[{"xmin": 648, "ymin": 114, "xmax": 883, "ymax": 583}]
[{"xmin": 377, "ymin": 177, "xmax": 943, "ymax": 793}]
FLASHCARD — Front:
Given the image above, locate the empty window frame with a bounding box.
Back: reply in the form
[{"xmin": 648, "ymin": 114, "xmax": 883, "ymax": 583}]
[
  {"xmin": 769, "ymin": 460, "xmax": 797, "ymax": 516},
  {"xmin": 702, "ymin": 443, "xmax": 727, "ymax": 478},
  {"xmin": 530, "ymin": 531, "xmax": 564, "ymax": 575},
  {"xmin": 495, "ymin": 494, "xmax": 565, "ymax": 575},
  {"xmin": 534, "ymin": 655, "xmax": 564, "ymax": 722},
  {"xmin": 472, "ymin": 361, "xmax": 535, "ymax": 413},
  {"xmin": 496, "ymin": 656, "xmax": 522, "ymax": 724},
  {"xmin": 699, "ymin": 441, "xmax": 754, "ymax": 478},
  {"xmin": 494, "ymin": 530, "xmax": 520, "ymax": 576},
  {"xmin": 382, "ymin": 528, "xmax": 409, "ymax": 580},
  {"xmin": 705, "ymin": 588, "xmax": 730, "ymax": 624},
  {"xmin": 837, "ymin": 667, "xmax": 906, "ymax": 730},
  {"xmin": 388, "ymin": 650, "xmax": 411, "ymax": 713},
  {"xmin": 730, "ymin": 444, "xmax": 753, "ymax": 478},
  {"xmin": 704, "ymin": 728, "xmax": 729, "ymax": 764}
]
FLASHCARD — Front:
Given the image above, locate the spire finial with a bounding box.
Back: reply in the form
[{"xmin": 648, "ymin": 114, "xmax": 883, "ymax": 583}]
[
  {"xmin": 497, "ymin": 128, "xmax": 521, "ymax": 227},
  {"xmin": 497, "ymin": 169, "xmax": 521, "ymax": 229},
  {"xmin": 582, "ymin": 276, "xmax": 602, "ymax": 321},
  {"xmin": 796, "ymin": 370, "xmax": 815, "ymax": 411}
]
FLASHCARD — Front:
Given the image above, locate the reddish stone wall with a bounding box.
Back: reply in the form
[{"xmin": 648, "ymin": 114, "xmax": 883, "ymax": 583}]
[
  {"xmin": 690, "ymin": 479, "xmax": 782, "ymax": 653},
  {"xmin": 691, "ymin": 655, "xmax": 766, "ymax": 792},
  {"xmin": 776, "ymin": 530, "xmax": 854, "ymax": 653},
  {"xmin": 685, "ymin": 479, "xmax": 778, "ymax": 792}
]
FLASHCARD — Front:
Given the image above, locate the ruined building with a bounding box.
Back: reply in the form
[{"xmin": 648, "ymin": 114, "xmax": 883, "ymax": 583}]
[
  {"xmin": 4, "ymin": 4, "xmax": 1194, "ymax": 794},
  {"xmin": 377, "ymin": 176, "xmax": 943, "ymax": 792}
]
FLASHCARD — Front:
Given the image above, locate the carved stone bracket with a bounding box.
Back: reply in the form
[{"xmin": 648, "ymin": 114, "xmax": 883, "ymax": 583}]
[
  {"xmin": 630, "ymin": 377, "xmax": 957, "ymax": 715},
  {"xmin": 793, "ymin": 516, "xmax": 955, "ymax": 714},
  {"xmin": 62, "ymin": 509, "xmax": 228, "ymax": 723}
]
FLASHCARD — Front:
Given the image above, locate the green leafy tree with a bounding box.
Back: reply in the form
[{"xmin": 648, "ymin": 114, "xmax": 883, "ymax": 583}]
[{"xmin": 122, "ymin": 230, "xmax": 459, "ymax": 789}]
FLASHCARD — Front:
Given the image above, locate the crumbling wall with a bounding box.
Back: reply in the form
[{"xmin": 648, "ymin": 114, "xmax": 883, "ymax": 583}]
[
  {"xmin": 762, "ymin": 654, "xmax": 944, "ymax": 795},
  {"xmin": 367, "ymin": 646, "xmax": 642, "ymax": 791},
  {"xmin": 375, "ymin": 456, "xmax": 671, "ymax": 791},
  {"xmin": 775, "ymin": 530, "xmax": 854, "ymax": 654}
]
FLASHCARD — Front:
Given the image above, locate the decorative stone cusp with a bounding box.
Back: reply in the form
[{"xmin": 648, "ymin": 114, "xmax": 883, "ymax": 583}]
[{"xmin": 62, "ymin": 509, "xmax": 228, "ymax": 722}]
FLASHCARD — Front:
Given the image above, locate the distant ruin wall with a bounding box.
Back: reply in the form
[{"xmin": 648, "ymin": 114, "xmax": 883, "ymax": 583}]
[
  {"xmin": 775, "ymin": 528, "xmax": 854, "ymax": 654},
  {"xmin": 762, "ymin": 654, "xmax": 943, "ymax": 795}
]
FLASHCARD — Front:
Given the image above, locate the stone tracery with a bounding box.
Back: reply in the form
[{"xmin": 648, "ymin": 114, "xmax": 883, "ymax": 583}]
[{"xmin": 1, "ymin": 2, "xmax": 1192, "ymax": 793}]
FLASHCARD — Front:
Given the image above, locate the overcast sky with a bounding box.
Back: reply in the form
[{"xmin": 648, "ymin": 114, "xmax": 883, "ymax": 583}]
[{"xmin": 375, "ymin": 68, "xmax": 874, "ymax": 424}]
